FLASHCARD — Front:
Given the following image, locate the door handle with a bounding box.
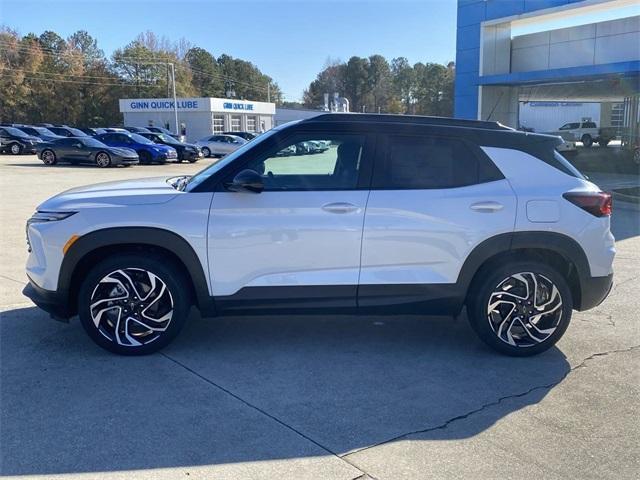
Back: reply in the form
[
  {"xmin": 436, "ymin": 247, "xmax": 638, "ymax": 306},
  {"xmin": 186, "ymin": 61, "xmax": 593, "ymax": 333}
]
[
  {"xmin": 470, "ymin": 201, "xmax": 504, "ymax": 212},
  {"xmin": 322, "ymin": 202, "xmax": 359, "ymax": 214}
]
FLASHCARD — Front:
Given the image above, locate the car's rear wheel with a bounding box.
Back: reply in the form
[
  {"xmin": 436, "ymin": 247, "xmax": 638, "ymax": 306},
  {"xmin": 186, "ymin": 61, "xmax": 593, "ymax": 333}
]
[
  {"xmin": 581, "ymin": 134, "xmax": 593, "ymax": 147},
  {"xmin": 41, "ymin": 149, "xmax": 57, "ymax": 165},
  {"xmin": 201, "ymin": 147, "xmax": 211, "ymax": 158},
  {"xmin": 78, "ymin": 254, "xmax": 191, "ymax": 355},
  {"xmin": 467, "ymin": 261, "xmax": 572, "ymax": 356},
  {"xmin": 10, "ymin": 143, "xmax": 22, "ymax": 155},
  {"xmin": 95, "ymin": 152, "xmax": 112, "ymax": 168}
]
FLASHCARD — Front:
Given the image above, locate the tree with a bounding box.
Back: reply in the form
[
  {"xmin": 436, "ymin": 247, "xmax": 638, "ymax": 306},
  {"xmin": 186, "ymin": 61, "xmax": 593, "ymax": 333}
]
[{"xmin": 185, "ymin": 47, "xmax": 223, "ymax": 97}]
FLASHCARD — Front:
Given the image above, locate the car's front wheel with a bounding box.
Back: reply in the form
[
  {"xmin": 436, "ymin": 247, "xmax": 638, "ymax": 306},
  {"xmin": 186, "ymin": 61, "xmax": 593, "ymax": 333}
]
[
  {"xmin": 95, "ymin": 152, "xmax": 112, "ymax": 168},
  {"xmin": 201, "ymin": 147, "xmax": 211, "ymax": 158},
  {"xmin": 78, "ymin": 254, "xmax": 191, "ymax": 355},
  {"xmin": 41, "ymin": 149, "xmax": 57, "ymax": 165},
  {"xmin": 581, "ymin": 134, "xmax": 593, "ymax": 147},
  {"xmin": 467, "ymin": 261, "xmax": 572, "ymax": 356}
]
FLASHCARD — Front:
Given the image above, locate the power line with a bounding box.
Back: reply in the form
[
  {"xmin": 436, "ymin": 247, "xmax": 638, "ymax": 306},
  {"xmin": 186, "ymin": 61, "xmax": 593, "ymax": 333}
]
[{"xmin": 0, "ymin": 71, "xmax": 156, "ymax": 88}]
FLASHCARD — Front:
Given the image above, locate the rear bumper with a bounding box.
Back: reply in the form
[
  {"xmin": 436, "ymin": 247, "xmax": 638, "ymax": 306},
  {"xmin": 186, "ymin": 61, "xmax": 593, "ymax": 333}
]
[
  {"xmin": 22, "ymin": 278, "xmax": 71, "ymax": 321},
  {"xmin": 577, "ymin": 273, "xmax": 613, "ymax": 311}
]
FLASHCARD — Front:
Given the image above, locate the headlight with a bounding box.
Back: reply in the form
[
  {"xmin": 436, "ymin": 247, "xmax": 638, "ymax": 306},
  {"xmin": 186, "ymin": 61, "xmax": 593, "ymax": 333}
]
[{"xmin": 27, "ymin": 211, "xmax": 77, "ymax": 225}]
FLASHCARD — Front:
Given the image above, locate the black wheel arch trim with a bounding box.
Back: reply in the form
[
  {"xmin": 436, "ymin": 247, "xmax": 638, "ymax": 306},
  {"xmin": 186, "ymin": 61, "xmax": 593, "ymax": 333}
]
[
  {"xmin": 457, "ymin": 230, "xmax": 594, "ymax": 310},
  {"xmin": 58, "ymin": 227, "xmax": 214, "ymax": 317}
]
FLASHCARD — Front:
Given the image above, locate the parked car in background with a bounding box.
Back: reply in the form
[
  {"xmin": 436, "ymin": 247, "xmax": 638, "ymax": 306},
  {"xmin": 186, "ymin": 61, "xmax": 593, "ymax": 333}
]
[
  {"xmin": 0, "ymin": 126, "xmax": 43, "ymax": 154},
  {"xmin": 37, "ymin": 137, "xmax": 139, "ymax": 167},
  {"xmin": 222, "ymin": 131, "xmax": 258, "ymax": 141},
  {"xmin": 194, "ymin": 134, "xmax": 246, "ymax": 157},
  {"xmin": 96, "ymin": 131, "xmax": 178, "ymax": 164},
  {"xmin": 553, "ymin": 121, "xmax": 616, "ymax": 147},
  {"xmin": 14, "ymin": 125, "xmax": 64, "ymax": 143},
  {"xmin": 123, "ymin": 126, "xmax": 152, "ymax": 134},
  {"xmin": 48, "ymin": 126, "xmax": 89, "ymax": 138},
  {"xmin": 146, "ymin": 126, "xmax": 180, "ymax": 140},
  {"xmin": 139, "ymin": 132, "xmax": 202, "ymax": 163},
  {"xmin": 78, "ymin": 127, "xmax": 108, "ymax": 136}
]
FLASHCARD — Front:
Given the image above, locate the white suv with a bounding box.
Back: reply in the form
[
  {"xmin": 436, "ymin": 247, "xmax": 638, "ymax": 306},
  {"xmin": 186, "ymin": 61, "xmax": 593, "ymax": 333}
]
[{"xmin": 24, "ymin": 114, "xmax": 615, "ymax": 356}]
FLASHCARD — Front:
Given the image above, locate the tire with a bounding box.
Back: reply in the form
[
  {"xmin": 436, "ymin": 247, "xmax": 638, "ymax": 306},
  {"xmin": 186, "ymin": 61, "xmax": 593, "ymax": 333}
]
[
  {"xmin": 41, "ymin": 149, "xmax": 57, "ymax": 165},
  {"xmin": 188, "ymin": 158, "xmax": 199, "ymax": 163},
  {"xmin": 467, "ymin": 261, "xmax": 573, "ymax": 356},
  {"xmin": 139, "ymin": 150, "xmax": 152, "ymax": 164},
  {"xmin": 201, "ymin": 147, "xmax": 211, "ymax": 158},
  {"xmin": 9, "ymin": 143, "xmax": 23, "ymax": 155},
  {"xmin": 95, "ymin": 151, "xmax": 112, "ymax": 168},
  {"xmin": 78, "ymin": 253, "xmax": 191, "ymax": 355},
  {"xmin": 597, "ymin": 138, "xmax": 610, "ymax": 147},
  {"xmin": 581, "ymin": 134, "xmax": 593, "ymax": 148}
]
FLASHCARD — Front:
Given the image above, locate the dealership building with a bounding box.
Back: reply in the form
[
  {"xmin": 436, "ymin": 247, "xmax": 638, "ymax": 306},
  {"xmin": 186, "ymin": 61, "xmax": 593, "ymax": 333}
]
[
  {"xmin": 454, "ymin": 0, "xmax": 639, "ymax": 140},
  {"xmin": 119, "ymin": 97, "xmax": 276, "ymax": 142}
]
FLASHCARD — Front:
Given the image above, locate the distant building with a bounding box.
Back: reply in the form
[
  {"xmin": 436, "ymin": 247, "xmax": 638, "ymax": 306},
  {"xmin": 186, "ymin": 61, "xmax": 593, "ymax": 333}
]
[{"xmin": 119, "ymin": 97, "xmax": 275, "ymax": 142}]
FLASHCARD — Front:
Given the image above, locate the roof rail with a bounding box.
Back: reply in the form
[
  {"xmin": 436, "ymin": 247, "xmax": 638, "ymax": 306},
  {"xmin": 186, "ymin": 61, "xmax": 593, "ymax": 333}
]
[{"xmin": 302, "ymin": 113, "xmax": 511, "ymax": 131}]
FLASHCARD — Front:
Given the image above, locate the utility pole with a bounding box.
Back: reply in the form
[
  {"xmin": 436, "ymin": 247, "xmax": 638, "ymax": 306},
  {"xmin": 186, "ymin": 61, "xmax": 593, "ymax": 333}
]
[{"xmin": 169, "ymin": 63, "xmax": 178, "ymax": 135}]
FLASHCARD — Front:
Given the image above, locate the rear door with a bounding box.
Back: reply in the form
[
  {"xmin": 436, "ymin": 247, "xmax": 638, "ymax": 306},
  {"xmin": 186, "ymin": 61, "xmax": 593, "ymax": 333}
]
[
  {"xmin": 359, "ymin": 133, "xmax": 516, "ymax": 307},
  {"xmin": 207, "ymin": 129, "xmax": 373, "ymax": 311}
]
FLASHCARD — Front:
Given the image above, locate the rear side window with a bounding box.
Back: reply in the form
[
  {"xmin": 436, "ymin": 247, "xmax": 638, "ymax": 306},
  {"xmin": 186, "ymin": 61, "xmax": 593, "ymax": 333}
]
[
  {"xmin": 373, "ymin": 135, "xmax": 502, "ymax": 189},
  {"xmin": 583, "ymin": 122, "xmax": 597, "ymax": 128}
]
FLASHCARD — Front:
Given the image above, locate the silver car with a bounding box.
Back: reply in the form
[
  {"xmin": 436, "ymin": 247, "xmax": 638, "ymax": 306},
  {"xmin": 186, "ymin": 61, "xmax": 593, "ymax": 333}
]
[{"xmin": 195, "ymin": 134, "xmax": 246, "ymax": 157}]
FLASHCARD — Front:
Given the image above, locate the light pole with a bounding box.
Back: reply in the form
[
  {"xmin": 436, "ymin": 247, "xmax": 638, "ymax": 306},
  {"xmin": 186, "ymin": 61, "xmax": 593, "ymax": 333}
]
[{"xmin": 169, "ymin": 63, "xmax": 178, "ymax": 136}]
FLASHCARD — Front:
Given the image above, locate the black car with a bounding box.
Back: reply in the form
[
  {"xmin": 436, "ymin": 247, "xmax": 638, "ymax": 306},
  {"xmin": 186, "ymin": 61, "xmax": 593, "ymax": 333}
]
[
  {"xmin": 14, "ymin": 125, "xmax": 65, "ymax": 143},
  {"xmin": 78, "ymin": 127, "xmax": 108, "ymax": 136},
  {"xmin": 48, "ymin": 126, "xmax": 89, "ymax": 138},
  {"xmin": 36, "ymin": 137, "xmax": 139, "ymax": 167},
  {"xmin": 139, "ymin": 132, "xmax": 202, "ymax": 163},
  {"xmin": 123, "ymin": 126, "xmax": 152, "ymax": 134},
  {"xmin": 222, "ymin": 131, "xmax": 258, "ymax": 141},
  {"xmin": 147, "ymin": 126, "xmax": 180, "ymax": 140},
  {"xmin": 0, "ymin": 126, "xmax": 43, "ymax": 154}
]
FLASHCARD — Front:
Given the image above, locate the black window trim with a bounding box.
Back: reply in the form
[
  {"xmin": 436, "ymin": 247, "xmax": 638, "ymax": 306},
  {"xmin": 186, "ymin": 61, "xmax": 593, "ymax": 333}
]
[
  {"xmin": 210, "ymin": 128, "xmax": 376, "ymax": 193},
  {"xmin": 370, "ymin": 132, "xmax": 504, "ymax": 191}
]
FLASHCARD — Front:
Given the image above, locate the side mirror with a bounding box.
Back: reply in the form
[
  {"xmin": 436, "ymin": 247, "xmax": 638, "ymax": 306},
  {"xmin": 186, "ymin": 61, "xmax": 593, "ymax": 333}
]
[{"xmin": 225, "ymin": 169, "xmax": 263, "ymax": 194}]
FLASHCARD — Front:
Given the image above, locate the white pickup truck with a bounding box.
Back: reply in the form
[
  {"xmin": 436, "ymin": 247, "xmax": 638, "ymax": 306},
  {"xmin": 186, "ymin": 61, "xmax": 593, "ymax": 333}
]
[{"xmin": 554, "ymin": 121, "xmax": 616, "ymax": 147}]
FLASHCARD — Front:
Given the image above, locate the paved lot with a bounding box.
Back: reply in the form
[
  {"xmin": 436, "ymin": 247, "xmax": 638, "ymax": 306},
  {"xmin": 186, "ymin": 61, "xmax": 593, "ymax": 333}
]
[{"xmin": 1, "ymin": 154, "xmax": 639, "ymax": 479}]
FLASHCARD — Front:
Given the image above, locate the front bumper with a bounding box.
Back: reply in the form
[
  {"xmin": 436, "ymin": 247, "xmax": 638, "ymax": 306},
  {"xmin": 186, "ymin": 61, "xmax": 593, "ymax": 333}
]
[
  {"xmin": 180, "ymin": 150, "xmax": 202, "ymax": 161},
  {"xmin": 577, "ymin": 273, "xmax": 613, "ymax": 311},
  {"xmin": 115, "ymin": 156, "xmax": 139, "ymax": 165},
  {"xmin": 23, "ymin": 278, "xmax": 71, "ymax": 321}
]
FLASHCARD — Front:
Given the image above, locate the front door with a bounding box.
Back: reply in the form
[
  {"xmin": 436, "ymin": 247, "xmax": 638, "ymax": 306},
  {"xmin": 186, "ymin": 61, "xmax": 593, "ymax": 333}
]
[{"xmin": 208, "ymin": 131, "xmax": 372, "ymax": 311}]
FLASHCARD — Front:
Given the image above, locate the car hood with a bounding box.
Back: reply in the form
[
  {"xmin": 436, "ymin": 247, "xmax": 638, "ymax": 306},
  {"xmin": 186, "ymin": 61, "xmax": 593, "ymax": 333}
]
[
  {"xmin": 108, "ymin": 147, "xmax": 139, "ymax": 156},
  {"xmin": 38, "ymin": 176, "xmax": 180, "ymax": 210}
]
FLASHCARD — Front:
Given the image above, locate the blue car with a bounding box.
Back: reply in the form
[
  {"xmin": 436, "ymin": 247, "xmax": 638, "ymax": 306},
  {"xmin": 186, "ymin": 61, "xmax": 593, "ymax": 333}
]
[{"xmin": 96, "ymin": 131, "xmax": 178, "ymax": 164}]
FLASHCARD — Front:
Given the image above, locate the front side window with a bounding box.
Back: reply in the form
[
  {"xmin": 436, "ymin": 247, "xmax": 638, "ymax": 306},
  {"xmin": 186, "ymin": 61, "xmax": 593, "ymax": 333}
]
[
  {"xmin": 239, "ymin": 134, "xmax": 365, "ymax": 191},
  {"xmin": 373, "ymin": 135, "xmax": 491, "ymax": 189}
]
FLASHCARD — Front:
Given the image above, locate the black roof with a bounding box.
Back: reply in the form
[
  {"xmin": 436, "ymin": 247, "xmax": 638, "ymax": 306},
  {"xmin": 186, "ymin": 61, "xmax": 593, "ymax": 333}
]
[{"xmin": 302, "ymin": 113, "xmax": 512, "ymax": 131}]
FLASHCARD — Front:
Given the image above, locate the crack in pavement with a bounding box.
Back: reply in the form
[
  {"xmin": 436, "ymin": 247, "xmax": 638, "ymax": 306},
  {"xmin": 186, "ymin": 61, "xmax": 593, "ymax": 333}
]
[
  {"xmin": 0, "ymin": 273, "xmax": 27, "ymax": 285},
  {"xmin": 342, "ymin": 344, "xmax": 640, "ymax": 459},
  {"xmin": 160, "ymin": 352, "xmax": 379, "ymax": 480}
]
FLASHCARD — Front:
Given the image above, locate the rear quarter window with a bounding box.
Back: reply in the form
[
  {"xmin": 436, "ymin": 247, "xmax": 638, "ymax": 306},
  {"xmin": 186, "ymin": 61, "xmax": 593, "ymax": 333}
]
[{"xmin": 372, "ymin": 135, "xmax": 503, "ymax": 189}]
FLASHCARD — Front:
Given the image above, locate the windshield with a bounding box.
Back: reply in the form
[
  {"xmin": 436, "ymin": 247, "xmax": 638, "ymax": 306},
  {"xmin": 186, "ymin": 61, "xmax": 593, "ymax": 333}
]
[
  {"xmin": 157, "ymin": 133, "xmax": 180, "ymax": 145},
  {"xmin": 130, "ymin": 133, "xmax": 154, "ymax": 144},
  {"xmin": 82, "ymin": 137, "xmax": 106, "ymax": 148},
  {"xmin": 186, "ymin": 128, "xmax": 280, "ymax": 191},
  {"xmin": 4, "ymin": 126, "xmax": 29, "ymax": 137},
  {"xmin": 67, "ymin": 127, "xmax": 89, "ymax": 137},
  {"xmin": 34, "ymin": 127, "xmax": 57, "ymax": 135}
]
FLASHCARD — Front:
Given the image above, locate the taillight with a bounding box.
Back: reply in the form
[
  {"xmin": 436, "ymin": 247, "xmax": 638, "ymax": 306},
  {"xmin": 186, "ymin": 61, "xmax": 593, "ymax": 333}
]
[{"xmin": 563, "ymin": 191, "xmax": 612, "ymax": 217}]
